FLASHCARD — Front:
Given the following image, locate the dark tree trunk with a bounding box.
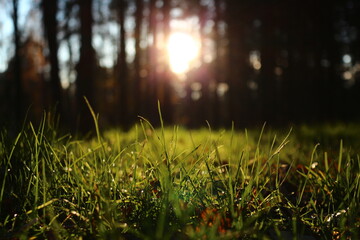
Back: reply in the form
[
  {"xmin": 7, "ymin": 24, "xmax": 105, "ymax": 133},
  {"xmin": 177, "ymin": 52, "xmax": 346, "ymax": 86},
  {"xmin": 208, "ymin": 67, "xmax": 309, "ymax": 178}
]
[
  {"xmin": 319, "ymin": 1, "xmax": 341, "ymax": 121},
  {"xmin": 12, "ymin": 0, "xmax": 23, "ymax": 128},
  {"xmin": 353, "ymin": 1, "xmax": 360, "ymax": 119},
  {"xmin": 116, "ymin": 0, "xmax": 129, "ymax": 127},
  {"xmin": 212, "ymin": 0, "xmax": 222, "ymax": 127},
  {"xmin": 159, "ymin": 0, "xmax": 173, "ymax": 123},
  {"xmin": 286, "ymin": 2, "xmax": 308, "ymax": 123},
  {"xmin": 76, "ymin": 0, "xmax": 96, "ymax": 134},
  {"xmin": 147, "ymin": 0, "xmax": 159, "ymax": 123},
  {"xmin": 42, "ymin": 0, "xmax": 62, "ymax": 115},
  {"xmin": 225, "ymin": 0, "xmax": 249, "ymax": 126},
  {"xmin": 259, "ymin": 4, "xmax": 278, "ymax": 124},
  {"xmin": 133, "ymin": 0, "xmax": 144, "ymax": 119},
  {"xmin": 188, "ymin": 1, "xmax": 210, "ymax": 127},
  {"xmin": 306, "ymin": 0, "xmax": 324, "ymax": 122}
]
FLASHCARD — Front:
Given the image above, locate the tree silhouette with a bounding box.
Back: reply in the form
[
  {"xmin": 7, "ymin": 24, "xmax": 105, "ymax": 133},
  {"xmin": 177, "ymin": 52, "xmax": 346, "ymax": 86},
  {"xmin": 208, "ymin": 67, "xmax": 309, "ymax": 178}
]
[
  {"xmin": 76, "ymin": 0, "xmax": 96, "ymax": 133},
  {"xmin": 41, "ymin": 0, "xmax": 62, "ymax": 115},
  {"xmin": 112, "ymin": 0, "xmax": 129, "ymax": 127},
  {"xmin": 147, "ymin": 0, "xmax": 160, "ymax": 123},
  {"xmin": 159, "ymin": 0, "xmax": 173, "ymax": 123},
  {"xmin": 11, "ymin": 0, "xmax": 23, "ymax": 128},
  {"xmin": 225, "ymin": 0, "xmax": 251, "ymax": 126},
  {"xmin": 133, "ymin": 0, "xmax": 144, "ymax": 120}
]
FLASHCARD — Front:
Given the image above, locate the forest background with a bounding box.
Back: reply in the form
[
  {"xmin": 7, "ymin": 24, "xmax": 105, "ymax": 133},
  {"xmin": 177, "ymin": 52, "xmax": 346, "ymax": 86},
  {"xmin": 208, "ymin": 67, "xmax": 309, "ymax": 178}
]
[{"xmin": 0, "ymin": 0, "xmax": 360, "ymax": 133}]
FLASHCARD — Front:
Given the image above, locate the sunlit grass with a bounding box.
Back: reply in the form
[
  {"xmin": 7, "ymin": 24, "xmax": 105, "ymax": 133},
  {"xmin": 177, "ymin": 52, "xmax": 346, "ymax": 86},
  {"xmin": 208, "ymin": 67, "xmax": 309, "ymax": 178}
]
[{"xmin": 0, "ymin": 113, "xmax": 359, "ymax": 239}]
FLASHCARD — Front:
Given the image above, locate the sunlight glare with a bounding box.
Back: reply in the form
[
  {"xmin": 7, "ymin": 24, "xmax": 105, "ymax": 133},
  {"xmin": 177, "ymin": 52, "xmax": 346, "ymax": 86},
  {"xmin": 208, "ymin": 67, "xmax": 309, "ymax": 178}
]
[{"xmin": 167, "ymin": 32, "xmax": 199, "ymax": 74}]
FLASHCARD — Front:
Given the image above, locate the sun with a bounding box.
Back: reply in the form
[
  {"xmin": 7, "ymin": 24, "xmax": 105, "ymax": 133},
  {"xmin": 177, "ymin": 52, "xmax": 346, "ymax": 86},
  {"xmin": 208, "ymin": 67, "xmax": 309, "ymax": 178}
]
[{"xmin": 167, "ymin": 32, "xmax": 200, "ymax": 75}]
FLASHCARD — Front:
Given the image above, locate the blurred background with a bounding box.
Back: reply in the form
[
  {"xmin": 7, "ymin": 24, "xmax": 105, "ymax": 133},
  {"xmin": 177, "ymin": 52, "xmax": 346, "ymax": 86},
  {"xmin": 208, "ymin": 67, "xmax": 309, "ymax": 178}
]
[{"xmin": 0, "ymin": 0, "xmax": 360, "ymax": 132}]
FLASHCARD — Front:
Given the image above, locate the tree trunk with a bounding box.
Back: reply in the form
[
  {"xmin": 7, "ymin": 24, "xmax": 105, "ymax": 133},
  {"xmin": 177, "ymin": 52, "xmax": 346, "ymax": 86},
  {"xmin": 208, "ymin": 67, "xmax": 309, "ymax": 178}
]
[
  {"xmin": 117, "ymin": 0, "xmax": 129, "ymax": 127},
  {"xmin": 319, "ymin": 1, "xmax": 341, "ymax": 121},
  {"xmin": 143, "ymin": 0, "xmax": 159, "ymax": 123},
  {"xmin": 225, "ymin": 0, "xmax": 249, "ymax": 126},
  {"xmin": 212, "ymin": 0, "xmax": 221, "ymax": 127},
  {"xmin": 132, "ymin": 0, "xmax": 145, "ymax": 121},
  {"xmin": 76, "ymin": 0, "xmax": 96, "ymax": 134},
  {"xmin": 12, "ymin": 0, "xmax": 23, "ymax": 128},
  {"xmin": 259, "ymin": 5, "xmax": 277, "ymax": 124},
  {"xmin": 42, "ymin": 0, "xmax": 62, "ymax": 115},
  {"xmin": 160, "ymin": 0, "xmax": 173, "ymax": 123}
]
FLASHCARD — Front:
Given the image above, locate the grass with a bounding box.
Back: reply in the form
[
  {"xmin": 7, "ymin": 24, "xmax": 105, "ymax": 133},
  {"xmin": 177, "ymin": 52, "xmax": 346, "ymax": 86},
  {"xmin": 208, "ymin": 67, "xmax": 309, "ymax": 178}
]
[{"xmin": 0, "ymin": 111, "xmax": 359, "ymax": 239}]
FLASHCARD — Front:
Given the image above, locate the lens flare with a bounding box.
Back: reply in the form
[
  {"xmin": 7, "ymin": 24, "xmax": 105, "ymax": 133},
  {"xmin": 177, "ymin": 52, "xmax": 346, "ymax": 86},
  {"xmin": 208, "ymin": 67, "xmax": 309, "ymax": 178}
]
[{"xmin": 167, "ymin": 32, "xmax": 199, "ymax": 74}]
